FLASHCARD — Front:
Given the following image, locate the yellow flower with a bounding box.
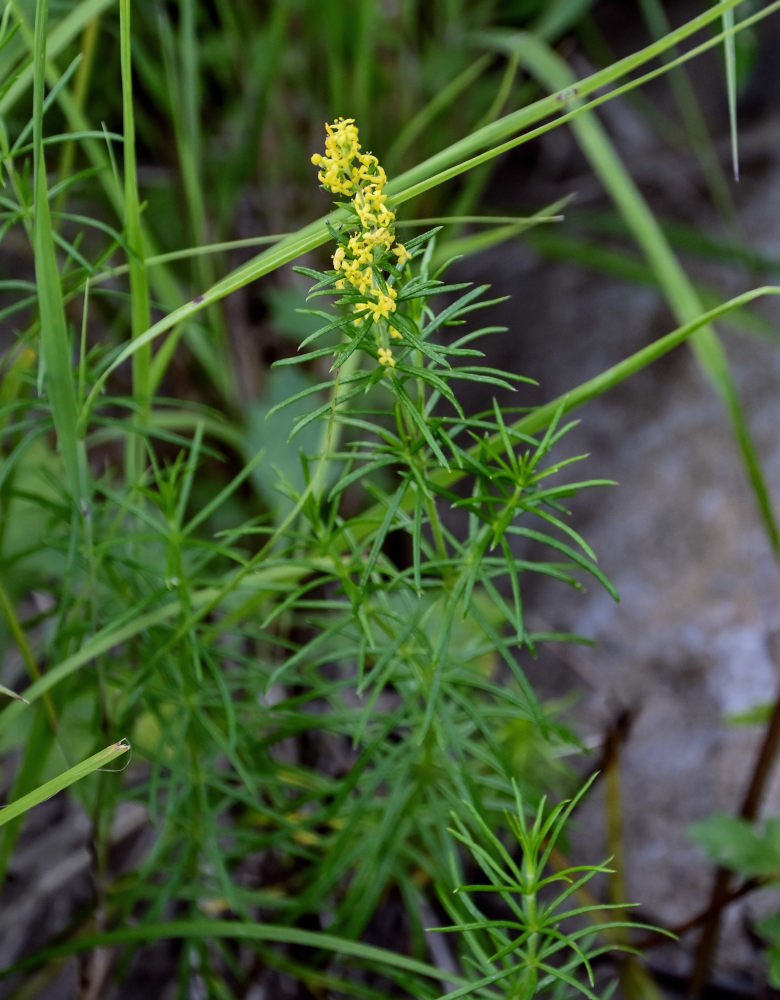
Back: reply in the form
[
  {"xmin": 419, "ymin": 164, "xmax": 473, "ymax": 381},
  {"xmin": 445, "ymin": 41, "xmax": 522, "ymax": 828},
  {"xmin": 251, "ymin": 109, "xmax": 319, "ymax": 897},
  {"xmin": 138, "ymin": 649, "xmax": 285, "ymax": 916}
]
[
  {"xmin": 311, "ymin": 117, "xmax": 363, "ymax": 196},
  {"xmin": 369, "ymin": 295, "xmax": 395, "ymax": 322},
  {"xmin": 393, "ymin": 243, "xmax": 411, "ymax": 268},
  {"xmin": 313, "ymin": 119, "xmax": 408, "ymax": 369}
]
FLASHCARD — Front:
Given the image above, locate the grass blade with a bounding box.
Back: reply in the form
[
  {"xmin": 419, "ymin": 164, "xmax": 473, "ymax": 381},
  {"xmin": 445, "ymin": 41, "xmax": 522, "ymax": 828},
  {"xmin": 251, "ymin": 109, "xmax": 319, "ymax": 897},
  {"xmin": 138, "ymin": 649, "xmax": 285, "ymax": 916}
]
[
  {"xmin": 721, "ymin": 1, "xmax": 740, "ymax": 181},
  {"xmin": 0, "ymin": 741, "xmax": 130, "ymax": 829},
  {"xmin": 119, "ymin": 0, "xmax": 150, "ymax": 458},
  {"xmin": 32, "ymin": 0, "xmax": 83, "ymax": 508},
  {"xmin": 0, "ymin": 918, "xmax": 460, "ymax": 987}
]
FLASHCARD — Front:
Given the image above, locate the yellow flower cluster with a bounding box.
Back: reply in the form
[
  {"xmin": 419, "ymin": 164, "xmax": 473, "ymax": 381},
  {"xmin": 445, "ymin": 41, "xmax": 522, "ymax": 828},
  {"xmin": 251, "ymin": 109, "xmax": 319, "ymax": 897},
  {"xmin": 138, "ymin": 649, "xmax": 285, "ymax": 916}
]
[
  {"xmin": 310, "ymin": 117, "xmax": 385, "ymax": 198},
  {"xmin": 311, "ymin": 118, "xmax": 411, "ymax": 369}
]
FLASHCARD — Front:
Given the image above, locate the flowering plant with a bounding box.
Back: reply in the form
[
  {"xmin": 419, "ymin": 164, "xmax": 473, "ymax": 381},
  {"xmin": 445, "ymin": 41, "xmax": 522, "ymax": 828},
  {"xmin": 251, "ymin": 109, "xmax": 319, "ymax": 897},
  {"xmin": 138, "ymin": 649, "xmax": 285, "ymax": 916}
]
[
  {"xmin": 311, "ymin": 117, "xmax": 409, "ymax": 367},
  {"xmin": 9, "ymin": 0, "xmax": 770, "ymax": 989},
  {"xmin": 269, "ymin": 117, "xmax": 617, "ymax": 799},
  {"xmin": 312, "ymin": 118, "xmax": 410, "ymax": 338}
]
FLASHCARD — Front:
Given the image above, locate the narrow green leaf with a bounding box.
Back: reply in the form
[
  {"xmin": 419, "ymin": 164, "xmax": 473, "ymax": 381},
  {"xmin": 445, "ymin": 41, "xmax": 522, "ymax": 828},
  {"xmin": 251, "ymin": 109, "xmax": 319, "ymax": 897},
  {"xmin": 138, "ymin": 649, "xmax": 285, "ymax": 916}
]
[
  {"xmin": 0, "ymin": 682, "xmax": 27, "ymax": 704},
  {"xmin": 721, "ymin": 2, "xmax": 740, "ymax": 181},
  {"xmin": 0, "ymin": 741, "xmax": 130, "ymax": 828},
  {"xmin": 0, "ymin": 917, "xmax": 453, "ymax": 985},
  {"xmin": 358, "ymin": 484, "xmax": 406, "ymax": 597},
  {"xmin": 32, "ymin": 0, "xmax": 82, "ymax": 506},
  {"xmin": 119, "ymin": 0, "xmax": 151, "ymax": 413}
]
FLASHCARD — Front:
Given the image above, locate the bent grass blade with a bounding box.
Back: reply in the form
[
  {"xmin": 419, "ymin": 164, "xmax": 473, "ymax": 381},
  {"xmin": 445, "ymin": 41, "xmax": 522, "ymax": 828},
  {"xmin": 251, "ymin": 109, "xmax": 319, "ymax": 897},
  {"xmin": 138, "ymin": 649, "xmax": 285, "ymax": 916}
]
[{"xmin": 0, "ymin": 741, "xmax": 130, "ymax": 829}]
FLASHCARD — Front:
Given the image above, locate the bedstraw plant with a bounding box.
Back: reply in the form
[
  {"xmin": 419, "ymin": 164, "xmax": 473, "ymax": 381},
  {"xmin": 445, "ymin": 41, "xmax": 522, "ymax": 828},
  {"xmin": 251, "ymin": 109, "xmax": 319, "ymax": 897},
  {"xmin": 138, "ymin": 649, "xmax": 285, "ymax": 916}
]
[{"xmin": 437, "ymin": 774, "xmax": 658, "ymax": 1000}]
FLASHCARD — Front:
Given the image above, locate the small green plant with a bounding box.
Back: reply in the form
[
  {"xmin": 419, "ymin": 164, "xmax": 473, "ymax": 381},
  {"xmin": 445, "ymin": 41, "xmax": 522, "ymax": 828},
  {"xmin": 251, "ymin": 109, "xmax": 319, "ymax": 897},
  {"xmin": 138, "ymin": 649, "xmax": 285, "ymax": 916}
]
[{"xmin": 435, "ymin": 774, "xmax": 658, "ymax": 999}]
